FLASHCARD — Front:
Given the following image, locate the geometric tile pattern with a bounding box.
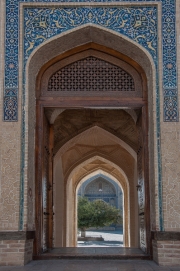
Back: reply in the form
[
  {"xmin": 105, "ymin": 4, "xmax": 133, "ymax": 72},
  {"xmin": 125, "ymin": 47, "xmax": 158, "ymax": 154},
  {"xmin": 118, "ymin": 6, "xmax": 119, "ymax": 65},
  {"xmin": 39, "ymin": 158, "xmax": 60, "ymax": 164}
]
[
  {"xmin": 4, "ymin": 96, "xmax": 18, "ymax": 121},
  {"xmin": 4, "ymin": 0, "xmax": 177, "ymax": 232},
  {"xmin": 4, "ymin": 0, "xmax": 178, "ymax": 122},
  {"xmin": 162, "ymin": 0, "xmax": 178, "ymax": 121}
]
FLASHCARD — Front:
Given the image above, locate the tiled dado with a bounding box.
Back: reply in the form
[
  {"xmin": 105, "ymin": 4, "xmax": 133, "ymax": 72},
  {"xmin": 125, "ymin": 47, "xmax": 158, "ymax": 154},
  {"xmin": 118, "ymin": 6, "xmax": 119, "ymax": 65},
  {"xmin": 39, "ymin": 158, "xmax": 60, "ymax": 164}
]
[{"xmin": 4, "ymin": 0, "xmax": 178, "ymax": 122}]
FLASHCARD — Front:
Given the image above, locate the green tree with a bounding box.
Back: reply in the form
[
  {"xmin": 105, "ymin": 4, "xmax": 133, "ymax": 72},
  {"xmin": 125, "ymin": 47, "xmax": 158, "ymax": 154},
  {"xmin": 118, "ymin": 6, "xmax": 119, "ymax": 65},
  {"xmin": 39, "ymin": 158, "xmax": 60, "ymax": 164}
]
[{"xmin": 78, "ymin": 197, "xmax": 122, "ymax": 237}]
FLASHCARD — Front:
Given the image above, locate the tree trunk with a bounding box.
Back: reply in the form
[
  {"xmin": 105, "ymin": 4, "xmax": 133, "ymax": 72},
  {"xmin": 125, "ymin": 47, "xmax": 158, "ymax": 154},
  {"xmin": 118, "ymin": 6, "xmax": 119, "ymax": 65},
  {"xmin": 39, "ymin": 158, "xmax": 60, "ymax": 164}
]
[{"xmin": 81, "ymin": 229, "xmax": 86, "ymax": 237}]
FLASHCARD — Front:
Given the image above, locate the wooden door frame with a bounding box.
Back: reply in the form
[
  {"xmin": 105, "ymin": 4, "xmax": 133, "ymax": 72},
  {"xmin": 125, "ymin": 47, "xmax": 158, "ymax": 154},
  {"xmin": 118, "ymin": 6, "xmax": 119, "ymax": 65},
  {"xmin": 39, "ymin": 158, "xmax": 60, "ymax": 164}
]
[
  {"xmin": 34, "ymin": 98, "xmax": 150, "ymax": 255},
  {"xmin": 34, "ymin": 43, "xmax": 150, "ymax": 255}
]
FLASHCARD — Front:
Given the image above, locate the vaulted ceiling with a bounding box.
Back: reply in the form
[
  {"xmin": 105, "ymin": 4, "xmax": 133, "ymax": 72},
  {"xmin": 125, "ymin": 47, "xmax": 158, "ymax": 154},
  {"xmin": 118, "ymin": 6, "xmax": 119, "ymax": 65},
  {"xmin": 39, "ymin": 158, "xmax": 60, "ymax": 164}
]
[{"xmin": 49, "ymin": 109, "xmax": 140, "ymax": 155}]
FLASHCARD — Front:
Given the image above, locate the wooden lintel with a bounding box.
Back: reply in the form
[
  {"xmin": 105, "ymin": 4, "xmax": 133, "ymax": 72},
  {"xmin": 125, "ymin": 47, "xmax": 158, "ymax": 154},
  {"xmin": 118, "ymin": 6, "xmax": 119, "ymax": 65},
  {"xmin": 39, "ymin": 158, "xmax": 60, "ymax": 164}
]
[{"xmin": 37, "ymin": 97, "xmax": 146, "ymax": 108}]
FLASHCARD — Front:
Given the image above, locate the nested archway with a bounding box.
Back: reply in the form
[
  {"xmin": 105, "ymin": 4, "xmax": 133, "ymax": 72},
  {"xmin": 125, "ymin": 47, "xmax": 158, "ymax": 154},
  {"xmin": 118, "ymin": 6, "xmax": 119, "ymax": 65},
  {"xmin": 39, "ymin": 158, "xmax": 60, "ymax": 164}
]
[
  {"xmin": 80, "ymin": 173, "xmax": 121, "ymax": 208},
  {"xmin": 66, "ymin": 162, "xmax": 129, "ymax": 247},
  {"xmin": 73, "ymin": 165, "xmax": 129, "ymax": 247},
  {"xmin": 28, "ymin": 25, "xmax": 155, "ymax": 255},
  {"xmin": 53, "ymin": 125, "xmax": 136, "ymax": 248}
]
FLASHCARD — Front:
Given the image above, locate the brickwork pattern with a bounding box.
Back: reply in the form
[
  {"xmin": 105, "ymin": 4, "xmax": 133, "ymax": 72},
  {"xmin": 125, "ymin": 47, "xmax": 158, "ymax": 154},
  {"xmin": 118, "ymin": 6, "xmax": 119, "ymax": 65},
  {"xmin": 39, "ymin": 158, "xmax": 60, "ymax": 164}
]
[
  {"xmin": 0, "ymin": 240, "xmax": 33, "ymax": 266},
  {"xmin": 153, "ymin": 240, "xmax": 180, "ymax": 266}
]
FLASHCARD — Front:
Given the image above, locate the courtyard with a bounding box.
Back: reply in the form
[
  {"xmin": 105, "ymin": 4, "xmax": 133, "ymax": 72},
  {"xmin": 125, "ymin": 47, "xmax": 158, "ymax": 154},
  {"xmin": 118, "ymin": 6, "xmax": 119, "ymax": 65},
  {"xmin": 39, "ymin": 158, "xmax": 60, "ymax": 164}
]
[{"xmin": 77, "ymin": 230, "xmax": 123, "ymax": 247}]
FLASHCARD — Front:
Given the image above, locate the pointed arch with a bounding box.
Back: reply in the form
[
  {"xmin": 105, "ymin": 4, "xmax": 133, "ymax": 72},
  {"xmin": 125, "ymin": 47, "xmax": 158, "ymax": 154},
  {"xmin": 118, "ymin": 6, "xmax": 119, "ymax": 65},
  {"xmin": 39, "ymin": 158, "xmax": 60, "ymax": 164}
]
[
  {"xmin": 63, "ymin": 156, "xmax": 130, "ymax": 247},
  {"xmin": 25, "ymin": 24, "xmax": 155, "ymax": 254}
]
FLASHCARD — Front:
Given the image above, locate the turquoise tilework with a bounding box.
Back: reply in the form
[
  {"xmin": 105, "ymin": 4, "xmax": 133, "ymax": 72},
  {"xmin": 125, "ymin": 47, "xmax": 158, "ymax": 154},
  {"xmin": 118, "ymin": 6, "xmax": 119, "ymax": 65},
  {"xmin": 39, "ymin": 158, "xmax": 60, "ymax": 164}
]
[
  {"xmin": 24, "ymin": 7, "xmax": 157, "ymax": 60},
  {"xmin": 4, "ymin": 0, "xmax": 178, "ymax": 122}
]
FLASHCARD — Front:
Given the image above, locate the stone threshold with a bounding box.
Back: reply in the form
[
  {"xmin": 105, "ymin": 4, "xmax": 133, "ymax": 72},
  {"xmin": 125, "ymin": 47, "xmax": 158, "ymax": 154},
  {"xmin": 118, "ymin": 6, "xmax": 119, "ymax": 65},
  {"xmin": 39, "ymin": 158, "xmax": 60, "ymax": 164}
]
[{"xmin": 33, "ymin": 247, "xmax": 151, "ymax": 260}]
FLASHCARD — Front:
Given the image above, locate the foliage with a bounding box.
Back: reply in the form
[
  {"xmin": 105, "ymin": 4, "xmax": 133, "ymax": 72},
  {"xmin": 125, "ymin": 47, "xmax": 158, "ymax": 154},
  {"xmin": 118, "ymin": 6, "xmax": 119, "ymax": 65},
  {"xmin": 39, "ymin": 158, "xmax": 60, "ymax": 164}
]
[
  {"xmin": 78, "ymin": 196, "xmax": 122, "ymax": 231},
  {"xmin": 77, "ymin": 197, "xmax": 95, "ymax": 231}
]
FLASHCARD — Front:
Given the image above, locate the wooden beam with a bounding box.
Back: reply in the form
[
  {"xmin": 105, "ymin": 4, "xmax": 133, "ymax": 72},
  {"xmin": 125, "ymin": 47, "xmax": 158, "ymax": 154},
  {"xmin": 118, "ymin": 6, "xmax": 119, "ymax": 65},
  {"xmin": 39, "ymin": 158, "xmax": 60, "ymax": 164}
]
[
  {"xmin": 48, "ymin": 124, "xmax": 54, "ymax": 248},
  {"xmin": 37, "ymin": 97, "xmax": 147, "ymax": 108}
]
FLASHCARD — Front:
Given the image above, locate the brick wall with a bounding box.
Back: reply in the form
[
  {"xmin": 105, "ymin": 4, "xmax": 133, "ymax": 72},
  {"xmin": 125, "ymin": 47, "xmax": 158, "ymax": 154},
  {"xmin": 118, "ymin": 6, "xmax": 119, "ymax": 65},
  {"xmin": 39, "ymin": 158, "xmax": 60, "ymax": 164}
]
[
  {"xmin": 153, "ymin": 240, "xmax": 180, "ymax": 266},
  {"xmin": 0, "ymin": 239, "xmax": 33, "ymax": 266}
]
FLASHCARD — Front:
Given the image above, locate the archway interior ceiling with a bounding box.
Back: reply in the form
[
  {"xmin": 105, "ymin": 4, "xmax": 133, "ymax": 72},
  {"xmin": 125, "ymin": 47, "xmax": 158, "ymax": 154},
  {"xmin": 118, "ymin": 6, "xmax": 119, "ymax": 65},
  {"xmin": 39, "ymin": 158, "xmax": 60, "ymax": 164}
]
[
  {"xmin": 70, "ymin": 158, "xmax": 129, "ymax": 194},
  {"xmin": 49, "ymin": 108, "xmax": 139, "ymax": 152},
  {"xmin": 3, "ymin": 1, "xmax": 178, "ymax": 122},
  {"xmin": 50, "ymin": 108, "xmax": 138, "ymax": 179}
]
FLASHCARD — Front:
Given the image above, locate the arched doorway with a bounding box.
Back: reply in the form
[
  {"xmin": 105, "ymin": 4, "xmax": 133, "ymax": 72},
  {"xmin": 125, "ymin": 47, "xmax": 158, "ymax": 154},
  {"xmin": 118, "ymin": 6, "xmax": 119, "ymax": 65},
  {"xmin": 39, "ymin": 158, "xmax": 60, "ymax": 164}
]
[
  {"xmin": 77, "ymin": 173, "xmax": 124, "ymax": 246},
  {"xmin": 79, "ymin": 174, "xmax": 122, "ymax": 210},
  {"xmin": 29, "ymin": 27, "xmax": 155, "ymax": 256},
  {"xmin": 64, "ymin": 158, "xmax": 131, "ymax": 248}
]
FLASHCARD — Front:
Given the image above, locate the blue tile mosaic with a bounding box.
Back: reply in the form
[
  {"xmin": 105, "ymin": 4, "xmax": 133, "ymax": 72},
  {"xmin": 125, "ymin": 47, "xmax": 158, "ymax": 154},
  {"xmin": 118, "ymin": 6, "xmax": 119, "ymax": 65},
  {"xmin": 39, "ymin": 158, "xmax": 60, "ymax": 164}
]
[
  {"xmin": 3, "ymin": 96, "xmax": 18, "ymax": 121},
  {"xmin": 23, "ymin": 7, "xmax": 157, "ymax": 60},
  {"xmin": 164, "ymin": 96, "xmax": 178, "ymax": 121},
  {"xmin": 4, "ymin": 0, "xmax": 178, "ymax": 122},
  {"xmin": 4, "ymin": 0, "xmax": 178, "ymax": 232}
]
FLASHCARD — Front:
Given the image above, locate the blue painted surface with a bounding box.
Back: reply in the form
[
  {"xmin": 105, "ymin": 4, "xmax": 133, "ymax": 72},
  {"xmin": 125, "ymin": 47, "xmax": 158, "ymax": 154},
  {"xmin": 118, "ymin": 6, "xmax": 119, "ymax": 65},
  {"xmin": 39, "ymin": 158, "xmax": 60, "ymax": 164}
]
[{"xmin": 4, "ymin": 0, "xmax": 177, "ymax": 231}]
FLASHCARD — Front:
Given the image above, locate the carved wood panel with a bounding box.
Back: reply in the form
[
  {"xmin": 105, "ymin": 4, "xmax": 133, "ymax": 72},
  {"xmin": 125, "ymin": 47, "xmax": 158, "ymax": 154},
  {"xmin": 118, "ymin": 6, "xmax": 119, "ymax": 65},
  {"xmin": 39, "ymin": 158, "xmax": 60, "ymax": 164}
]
[
  {"xmin": 42, "ymin": 116, "xmax": 50, "ymax": 252},
  {"xmin": 47, "ymin": 56, "xmax": 136, "ymax": 94},
  {"xmin": 137, "ymin": 113, "xmax": 147, "ymax": 253}
]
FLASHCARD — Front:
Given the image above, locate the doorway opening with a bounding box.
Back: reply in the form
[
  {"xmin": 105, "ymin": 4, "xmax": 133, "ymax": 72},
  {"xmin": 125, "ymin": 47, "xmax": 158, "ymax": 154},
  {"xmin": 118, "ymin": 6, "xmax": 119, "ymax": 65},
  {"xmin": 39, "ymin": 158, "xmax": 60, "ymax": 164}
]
[
  {"xmin": 76, "ymin": 172, "xmax": 124, "ymax": 247},
  {"xmin": 32, "ymin": 40, "xmax": 151, "ymax": 258}
]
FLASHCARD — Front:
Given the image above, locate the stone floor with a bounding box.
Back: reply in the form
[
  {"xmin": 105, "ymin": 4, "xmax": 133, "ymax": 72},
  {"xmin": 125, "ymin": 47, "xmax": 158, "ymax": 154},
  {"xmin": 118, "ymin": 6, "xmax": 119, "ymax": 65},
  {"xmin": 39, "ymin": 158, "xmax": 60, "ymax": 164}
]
[
  {"xmin": 0, "ymin": 260, "xmax": 180, "ymax": 271},
  {"xmin": 38, "ymin": 247, "xmax": 149, "ymax": 260}
]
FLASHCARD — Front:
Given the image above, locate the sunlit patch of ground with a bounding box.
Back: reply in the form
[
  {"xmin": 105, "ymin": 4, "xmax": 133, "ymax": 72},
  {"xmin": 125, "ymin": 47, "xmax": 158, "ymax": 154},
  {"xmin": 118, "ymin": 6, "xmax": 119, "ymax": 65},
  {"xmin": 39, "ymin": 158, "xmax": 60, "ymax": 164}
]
[{"xmin": 78, "ymin": 230, "xmax": 123, "ymax": 247}]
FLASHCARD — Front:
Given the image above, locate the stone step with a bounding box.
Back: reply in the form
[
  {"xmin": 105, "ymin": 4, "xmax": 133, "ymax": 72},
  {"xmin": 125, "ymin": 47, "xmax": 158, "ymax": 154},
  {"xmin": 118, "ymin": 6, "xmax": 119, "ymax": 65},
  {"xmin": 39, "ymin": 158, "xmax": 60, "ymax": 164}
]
[{"xmin": 33, "ymin": 248, "xmax": 152, "ymax": 261}]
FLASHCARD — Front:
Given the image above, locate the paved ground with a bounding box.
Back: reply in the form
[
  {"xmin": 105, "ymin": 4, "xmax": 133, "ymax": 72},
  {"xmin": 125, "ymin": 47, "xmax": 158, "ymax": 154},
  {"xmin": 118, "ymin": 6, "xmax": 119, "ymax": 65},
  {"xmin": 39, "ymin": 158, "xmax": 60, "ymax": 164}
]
[
  {"xmin": 0, "ymin": 260, "xmax": 180, "ymax": 271},
  {"xmin": 1, "ymin": 231, "xmax": 179, "ymax": 270},
  {"xmin": 42, "ymin": 247, "xmax": 148, "ymax": 258},
  {"xmin": 78, "ymin": 230, "xmax": 123, "ymax": 247}
]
